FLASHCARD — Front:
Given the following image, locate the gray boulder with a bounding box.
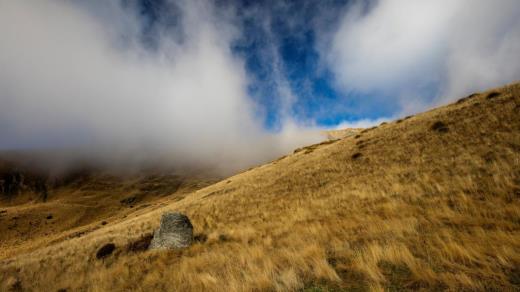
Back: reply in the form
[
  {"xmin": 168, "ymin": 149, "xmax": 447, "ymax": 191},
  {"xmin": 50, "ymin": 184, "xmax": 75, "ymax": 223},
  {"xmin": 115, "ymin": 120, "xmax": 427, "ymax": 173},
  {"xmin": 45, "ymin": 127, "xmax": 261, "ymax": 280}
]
[{"xmin": 150, "ymin": 212, "xmax": 193, "ymax": 250}]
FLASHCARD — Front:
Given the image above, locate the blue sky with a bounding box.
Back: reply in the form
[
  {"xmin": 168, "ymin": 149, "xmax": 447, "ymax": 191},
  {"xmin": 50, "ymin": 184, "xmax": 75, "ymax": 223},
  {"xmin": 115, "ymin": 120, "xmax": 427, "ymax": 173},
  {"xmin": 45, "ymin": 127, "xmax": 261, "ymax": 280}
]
[{"xmin": 136, "ymin": 0, "xmax": 401, "ymax": 130}]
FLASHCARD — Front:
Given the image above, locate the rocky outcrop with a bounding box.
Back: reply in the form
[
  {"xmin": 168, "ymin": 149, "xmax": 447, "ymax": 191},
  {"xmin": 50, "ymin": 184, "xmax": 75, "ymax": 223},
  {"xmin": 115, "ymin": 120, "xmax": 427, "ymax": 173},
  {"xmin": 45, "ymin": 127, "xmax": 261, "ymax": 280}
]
[{"xmin": 150, "ymin": 212, "xmax": 193, "ymax": 250}]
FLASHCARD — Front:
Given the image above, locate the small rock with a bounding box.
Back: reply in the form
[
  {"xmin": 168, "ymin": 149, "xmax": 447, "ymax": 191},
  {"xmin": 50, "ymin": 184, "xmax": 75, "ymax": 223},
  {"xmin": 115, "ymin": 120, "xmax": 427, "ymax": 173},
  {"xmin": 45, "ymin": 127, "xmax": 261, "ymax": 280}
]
[
  {"xmin": 431, "ymin": 121, "xmax": 449, "ymax": 133},
  {"xmin": 96, "ymin": 243, "xmax": 116, "ymax": 259},
  {"xmin": 486, "ymin": 91, "xmax": 501, "ymax": 99},
  {"xmin": 150, "ymin": 212, "xmax": 193, "ymax": 250},
  {"xmin": 46, "ymin": 214, "xmax": 53, "ymax": 220},
  {"xmin": 127, "ymin": 233, "xmax": 153, "ymax": 252},
  {"xmin": 351, "ymin": 152, "xmax": 362, "ymax": 160}
]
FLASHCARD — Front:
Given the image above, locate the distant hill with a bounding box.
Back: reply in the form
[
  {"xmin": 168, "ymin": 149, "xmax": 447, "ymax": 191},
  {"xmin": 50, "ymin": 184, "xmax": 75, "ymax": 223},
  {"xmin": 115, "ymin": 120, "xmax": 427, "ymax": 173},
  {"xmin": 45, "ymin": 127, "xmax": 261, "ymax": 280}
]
[{"xmin": 1, "ymin": 82, "xmax": 519, "ymax": 291}]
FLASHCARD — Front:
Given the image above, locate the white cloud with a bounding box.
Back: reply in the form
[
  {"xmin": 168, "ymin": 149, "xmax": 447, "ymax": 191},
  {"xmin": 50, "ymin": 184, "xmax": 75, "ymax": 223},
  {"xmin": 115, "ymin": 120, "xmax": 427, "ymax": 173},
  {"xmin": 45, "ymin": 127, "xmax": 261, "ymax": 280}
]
[
  {"xmin": 326, "ymin": 0, "xmax": 520, "ymax": 114},
  {"xmin": 332, "ymin": 117, "xmax": 390, "ymax": 130},
  {"xmin": 0, "ymin": 0, "xmax": 321, "ymax": 174}
]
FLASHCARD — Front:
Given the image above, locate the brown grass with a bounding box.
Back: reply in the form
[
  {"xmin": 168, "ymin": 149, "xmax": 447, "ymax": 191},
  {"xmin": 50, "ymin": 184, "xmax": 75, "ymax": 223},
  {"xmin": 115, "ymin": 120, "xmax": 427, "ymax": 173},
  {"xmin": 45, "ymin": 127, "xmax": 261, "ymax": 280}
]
[{"xmin": 1, "ymin": 82, "xmax": 520, "ymax": 291}]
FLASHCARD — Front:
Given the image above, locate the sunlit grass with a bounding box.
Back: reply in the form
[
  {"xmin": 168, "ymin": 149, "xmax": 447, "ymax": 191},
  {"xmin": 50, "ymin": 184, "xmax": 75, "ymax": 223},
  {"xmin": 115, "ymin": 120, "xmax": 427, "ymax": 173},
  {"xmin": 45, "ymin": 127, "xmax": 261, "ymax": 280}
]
[{"xmin": 1, "ymin": 82, "xmax": 519, "ymax": 291}]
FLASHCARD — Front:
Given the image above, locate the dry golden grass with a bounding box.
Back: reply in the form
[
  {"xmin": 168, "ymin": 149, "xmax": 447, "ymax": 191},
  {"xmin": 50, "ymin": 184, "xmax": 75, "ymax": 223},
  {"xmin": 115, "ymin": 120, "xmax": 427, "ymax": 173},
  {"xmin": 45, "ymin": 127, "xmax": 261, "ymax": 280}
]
[{"xmin": 1, "ymin": 82, "xmax": 520, "ymax": 291}]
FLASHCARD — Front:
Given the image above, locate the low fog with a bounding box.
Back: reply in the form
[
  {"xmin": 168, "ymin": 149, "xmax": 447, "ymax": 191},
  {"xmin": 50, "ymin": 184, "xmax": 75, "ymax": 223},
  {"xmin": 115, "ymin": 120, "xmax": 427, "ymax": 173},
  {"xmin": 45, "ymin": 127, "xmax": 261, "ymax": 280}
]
[
  {"xmin": 1, "ymin": 0, "xmax": 519, "ymax": 175},
  {"xmin": 0, "ymin": 0, "xmax": 321, "ymax": 175}
]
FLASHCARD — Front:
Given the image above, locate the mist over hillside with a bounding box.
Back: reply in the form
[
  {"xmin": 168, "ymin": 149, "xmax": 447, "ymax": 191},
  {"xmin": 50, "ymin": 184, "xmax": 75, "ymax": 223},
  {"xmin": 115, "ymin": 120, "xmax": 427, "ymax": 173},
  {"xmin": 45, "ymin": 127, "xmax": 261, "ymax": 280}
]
[{"xmin": 1, "ymin": 0, "xmax": 519, "ymax": 174}]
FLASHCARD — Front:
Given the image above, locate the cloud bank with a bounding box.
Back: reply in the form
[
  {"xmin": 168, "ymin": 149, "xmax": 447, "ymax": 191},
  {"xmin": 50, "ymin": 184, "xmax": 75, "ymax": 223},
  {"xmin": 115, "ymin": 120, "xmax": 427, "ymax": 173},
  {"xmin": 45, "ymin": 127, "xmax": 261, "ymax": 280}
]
[
  {"xmin": 327, "ymin": 0, "xmax": 520, "ymax": 115},
  {"xmin": 1, "ymin": 0, "xmax": 519, "ymax": 174},
  {"xmin": 0, "ymin": 0, "xmax": 321, "ymax": 174}
]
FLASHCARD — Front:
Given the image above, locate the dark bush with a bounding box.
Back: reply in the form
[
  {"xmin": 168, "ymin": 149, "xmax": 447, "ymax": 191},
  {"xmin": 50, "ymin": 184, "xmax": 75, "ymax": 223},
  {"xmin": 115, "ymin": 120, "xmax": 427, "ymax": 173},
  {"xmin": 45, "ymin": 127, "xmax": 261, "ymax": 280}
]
[
  {"xmin": 351, "ymin": 152, "xmax": 362, "ymax": 160},
  {"xmin": 96, "ymin": 243, "xmax": 116, "ymax": 259},
  {"xmin": 127, "ymin": 234, "xmax": 153, "ymax": 253},
  {"xmin": 486, "ymin": 91, "xmax": 501, "ymax": 99},
  {"xmin": 431, "ymin": 121, "xmax": 449, "ymax": 133}
]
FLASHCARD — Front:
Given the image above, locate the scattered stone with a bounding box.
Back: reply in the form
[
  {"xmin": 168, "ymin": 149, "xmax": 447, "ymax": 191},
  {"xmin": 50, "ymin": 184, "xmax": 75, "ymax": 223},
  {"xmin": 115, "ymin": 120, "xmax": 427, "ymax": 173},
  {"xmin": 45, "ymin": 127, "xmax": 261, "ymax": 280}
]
[
  {"xmin": 431, "ymin": 121, "xmax": 449, "ymax": 133},
  {"xmin": 96, "ymin": 243, "xmax": 116, "ymax": 259},
  {"xmin": 0, "ymin": 210, "xmax": 6, "ymax": 214},
  {"xmin": 150, "ymin": 212, "xmax": 193, "ymax": 250}
]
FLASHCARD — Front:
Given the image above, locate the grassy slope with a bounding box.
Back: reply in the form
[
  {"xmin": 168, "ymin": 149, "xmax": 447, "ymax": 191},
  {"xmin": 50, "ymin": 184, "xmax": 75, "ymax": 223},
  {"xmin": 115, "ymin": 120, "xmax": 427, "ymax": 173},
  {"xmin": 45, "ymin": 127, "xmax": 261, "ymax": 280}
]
[
  {"xmin": 0, "ymin": 173, "xmax": 218, "ymax": 259},
  {"xmin": 1, "ymin": 83, "xmax": 519, "ymax": 291}
]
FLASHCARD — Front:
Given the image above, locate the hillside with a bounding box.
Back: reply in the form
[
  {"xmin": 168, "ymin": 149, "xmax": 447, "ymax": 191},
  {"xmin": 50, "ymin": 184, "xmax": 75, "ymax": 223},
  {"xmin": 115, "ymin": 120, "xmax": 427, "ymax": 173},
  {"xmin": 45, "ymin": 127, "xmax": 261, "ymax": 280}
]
[{"xmin": 1, "ymin": 82, "xmax": 520, "ymax": 291}]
